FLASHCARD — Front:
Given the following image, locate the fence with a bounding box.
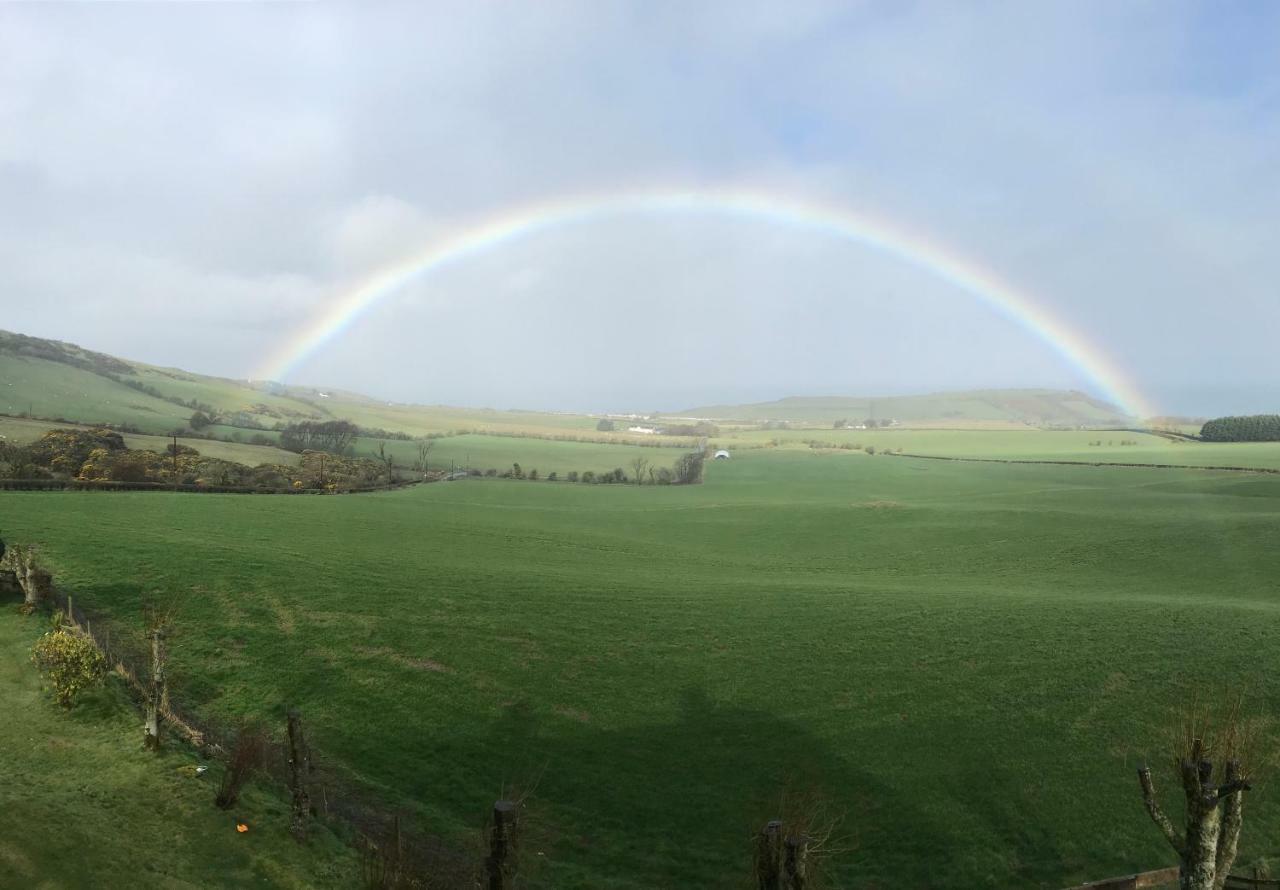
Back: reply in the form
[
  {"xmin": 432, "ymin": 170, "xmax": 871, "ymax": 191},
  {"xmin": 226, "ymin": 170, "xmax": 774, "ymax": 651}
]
[
  {"xmin": 1062, "ymin": 867, "xmax": 1179, "ymax": 889},
  {"xmin": 0, "ymin": 477, "xmax": 424, "ymax": 494},
  {"xmin": 1062, "ymin": 867, "xmax": 1280, "ymax": 889},
  {"xmin": 33, "ymin": 580, "xmax": 472, "ymax": 883}
]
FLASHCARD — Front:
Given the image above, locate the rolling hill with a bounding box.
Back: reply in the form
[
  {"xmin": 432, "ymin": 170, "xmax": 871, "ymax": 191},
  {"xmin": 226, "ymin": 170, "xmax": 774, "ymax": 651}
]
[{"xmin": 676, "ymin": 389, "xmax": 1132, "ymax": 426}]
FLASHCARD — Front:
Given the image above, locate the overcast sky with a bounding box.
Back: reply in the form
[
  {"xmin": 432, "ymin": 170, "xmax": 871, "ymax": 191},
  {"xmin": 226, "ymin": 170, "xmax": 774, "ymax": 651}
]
[{"xmin": 2, "ymin": 1, "xmax": 1276, "ymax": 415}]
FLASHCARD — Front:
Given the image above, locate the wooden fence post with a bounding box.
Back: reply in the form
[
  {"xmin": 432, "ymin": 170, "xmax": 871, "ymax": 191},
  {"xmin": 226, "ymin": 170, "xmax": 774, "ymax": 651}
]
[
  {"xmin": 784, "ymin": 835, "xmax": 809, "ymax": 890},
  {"xmin": 486, "ymin": 799, "xmax": 518, "ymax": 890},
  {"xmin": 286, "ymin": 709, "xmax": 312, "ymax": 840},
  {"xmin": 755, "ymin": 820, "xmax": 783, "ymax": 890}
]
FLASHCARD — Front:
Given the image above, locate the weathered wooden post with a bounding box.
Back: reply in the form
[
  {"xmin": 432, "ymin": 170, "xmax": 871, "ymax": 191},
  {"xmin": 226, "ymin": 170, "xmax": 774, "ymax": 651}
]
[
  {"xmin": 286, "ymin": 709, "xmax": 312, "ymax": 840},
  {"xmin": 143, "ymin": 627, "xmax": 165, "ymax": 751},
  {"xmin": 755, "ymin": 820, "xmax": 783, "ymax": 890},
  {"xmin": 486, "ymin": 799, "xmax": 519, "ymax": 890},
  {"xmin": 784, "ymin": 834, "xmax": 810, "ymax": 890}
]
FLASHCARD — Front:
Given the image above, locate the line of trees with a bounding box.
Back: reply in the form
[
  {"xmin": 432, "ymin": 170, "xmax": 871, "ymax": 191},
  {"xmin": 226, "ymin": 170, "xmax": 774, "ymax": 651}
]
[
  {"xmin": 464, "ymin": 450, "xmax": 706, "ymax": 486},
  {"xmin": 1200, "ymin": 415, "xmax": 1280, "ymax": 442},
  {"xmin": 279, "ymin": 420, "xmax": 360, "ymax": 455}
]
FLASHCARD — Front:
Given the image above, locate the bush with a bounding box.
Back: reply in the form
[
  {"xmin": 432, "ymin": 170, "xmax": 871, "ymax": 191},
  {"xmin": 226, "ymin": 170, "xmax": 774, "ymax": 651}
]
[
  {"xmin": 567, "ymin": 471, "xmax": 579, "ymax": 483},
  {"xmin": 484, "ymin": 468, "xmax": 497, "ymax": 477},
  {"xmin": 596, "ymin": 419, "xmax": 615, "ymax": 432},
  {"xmin": 528, "ymin": 469, "xmax": 539, "ymax": 481},
  {"xmin": 31, "ymin": 628, "xmax": 106, "ymax": 708},
  {"xmin": 547, "ymin": 471, "xmax": 557, "ymax": 481},
  {"xmin": 216, "ymin": 725, "xmax": 269, "ymax": 809},
  {"xmin": 581, "ymin": 470, "xmax": 596, "ymax": 484}
]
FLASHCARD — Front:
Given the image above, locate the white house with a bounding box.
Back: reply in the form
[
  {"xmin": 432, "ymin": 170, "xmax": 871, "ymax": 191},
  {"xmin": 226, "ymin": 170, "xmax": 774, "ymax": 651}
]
[{"xmin": 628, "ymin": 426, "xmax": 657, "ymax": 434}]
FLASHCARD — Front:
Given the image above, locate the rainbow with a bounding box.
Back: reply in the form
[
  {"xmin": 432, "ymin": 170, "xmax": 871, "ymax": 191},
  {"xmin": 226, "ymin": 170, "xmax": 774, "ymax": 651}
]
[{"xmin": 256, "ymin": 187, "xmax": 1155, "ymax": 418}]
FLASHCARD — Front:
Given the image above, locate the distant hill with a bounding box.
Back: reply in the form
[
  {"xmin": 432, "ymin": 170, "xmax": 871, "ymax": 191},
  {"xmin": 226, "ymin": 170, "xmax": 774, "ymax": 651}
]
[
  {"xmin": 674, "ymin": 389, "xmax": 1131, "ymax": 427},
  {"xmin": 0, "ymin": 330, "xmax": 1131, "ymax": 436}
]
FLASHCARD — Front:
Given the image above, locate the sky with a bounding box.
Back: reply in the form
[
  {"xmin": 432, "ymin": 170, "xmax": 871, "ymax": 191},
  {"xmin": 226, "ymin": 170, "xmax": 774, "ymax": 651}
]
[{"xmin": 1, "ymin": 1, "xmax": 1277, "ymax": 416}]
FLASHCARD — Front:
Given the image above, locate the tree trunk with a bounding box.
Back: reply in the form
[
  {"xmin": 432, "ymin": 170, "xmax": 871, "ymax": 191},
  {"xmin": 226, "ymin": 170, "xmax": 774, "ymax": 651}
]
[
  {"xmin": 784, "ymin": 835, "xmax": 809, "ymax": 890},
  {"xmin": 144, "ymin": 628, "xmax": 165, "ymax": 751},
  {"xmin": 755, "ymin": 821, "xmax": 783, "ymax": 890},
  {"xmin": 1213, "ymin": 761, "xmax": 1245, "ymax": 890},
  {"xmin": 286, "ymin": 710, "xmax": 312, "ymax": 840},
  {"xmin": 1137, "ymin": 750, "xmax": 1251, "ymax": 890}
]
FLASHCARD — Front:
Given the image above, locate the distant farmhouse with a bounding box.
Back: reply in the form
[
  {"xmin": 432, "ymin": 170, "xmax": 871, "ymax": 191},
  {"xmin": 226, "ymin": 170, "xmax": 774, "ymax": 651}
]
[{"xmin": 628, "ymin": 425, "xmax": 657, "ymax": 434}]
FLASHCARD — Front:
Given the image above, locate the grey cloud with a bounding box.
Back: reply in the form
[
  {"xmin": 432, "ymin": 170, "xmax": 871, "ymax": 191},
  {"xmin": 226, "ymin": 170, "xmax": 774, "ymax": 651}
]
[{"xmin": 1, "ymin": 1, "xmax": 1276, "ymax": 414}]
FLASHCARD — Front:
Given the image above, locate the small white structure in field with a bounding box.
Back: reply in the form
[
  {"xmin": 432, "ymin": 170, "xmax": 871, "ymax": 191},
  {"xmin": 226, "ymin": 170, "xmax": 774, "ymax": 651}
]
[
  {"xmin": 713, "ymin": 450, "xmax": 731, "ymax": 460},
  {"xmin": 628, "ymin": 426, "xmax": 657, "ymax": 434}
]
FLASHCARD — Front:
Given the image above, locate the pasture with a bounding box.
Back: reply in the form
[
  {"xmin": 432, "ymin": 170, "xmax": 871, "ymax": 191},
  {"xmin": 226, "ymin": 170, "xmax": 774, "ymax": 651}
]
[
  {"xmin": 719, "ymin": 427, "xmax": 1280, "ymax": 471},
  {"xmin": 3, "ymin": 449, "xmax": 1280, "ymax": 887}
]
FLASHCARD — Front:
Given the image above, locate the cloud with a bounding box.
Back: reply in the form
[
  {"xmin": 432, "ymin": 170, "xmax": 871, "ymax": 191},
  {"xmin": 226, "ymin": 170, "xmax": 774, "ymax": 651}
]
[{"xmin": 1, "ymin": 1, "xmax": 1276, "ymax": 413}]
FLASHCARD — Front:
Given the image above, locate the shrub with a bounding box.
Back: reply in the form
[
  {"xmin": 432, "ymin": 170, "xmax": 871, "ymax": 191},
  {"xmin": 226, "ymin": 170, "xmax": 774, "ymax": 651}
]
[
  {"xmin": 567, "ymin": 471, "xmax": 579, "ymax": 483},
  {"xmin": 596, "ymin": 419, "xmax": 615, "ymax": 432},
  {"xmin": 216, "ymin": 724, "xmax": 270, "ymax": 809},
  {"xmin": 484, "ymin": 468, "xmax": 497, "ymax": 477},
  {"xmin": 528, "ymin": 469, "xmax": 539, "ymax": 481},
  {"xmin": 581, "ymin": 470, "xmax": 596, "ymax": 484},
  {"xmin": 547, "ymin": 471, "xmax": 557, "ymax": 481},
  {"xmin": 31, "ymin": 628, "xmax": 106, "ymax": 708}
]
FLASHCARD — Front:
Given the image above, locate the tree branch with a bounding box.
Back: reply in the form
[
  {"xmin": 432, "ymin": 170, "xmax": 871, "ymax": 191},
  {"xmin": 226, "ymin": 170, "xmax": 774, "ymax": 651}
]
[{"xmin": 1138, "ymin": 765, "xmax": 1185, "ymax": 856}]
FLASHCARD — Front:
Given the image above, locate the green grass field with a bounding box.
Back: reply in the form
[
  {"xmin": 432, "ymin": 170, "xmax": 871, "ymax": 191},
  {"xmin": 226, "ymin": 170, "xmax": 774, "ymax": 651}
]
[
  {"xmin": 4, "ymin": 449, "xmax": 1280, "ymax": 887},
  {"xmin": 719, "ymin": 427, "xmax": 1280, "ymax": 471},
  {"xmin": 678, "ymin": 389, "xmax": 1130, "ymax": 425},
  {"xmin": 0, "ymin": 609, "xmax": 357, "ymax": 888}
]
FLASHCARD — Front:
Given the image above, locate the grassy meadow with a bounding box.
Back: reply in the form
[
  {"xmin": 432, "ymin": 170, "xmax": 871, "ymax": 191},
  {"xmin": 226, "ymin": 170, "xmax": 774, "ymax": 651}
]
[
  {"xmin": 4, "ymin": 447, "xmax": 1280, "ymax": 887},
  {"xmin": 719, "ymin": 427, "xmax": 1280, "ymax": 471}
]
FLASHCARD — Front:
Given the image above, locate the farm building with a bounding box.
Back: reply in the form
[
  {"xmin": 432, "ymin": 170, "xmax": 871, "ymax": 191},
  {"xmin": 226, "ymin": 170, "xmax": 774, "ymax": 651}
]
[{"xmin": 713, "ymin": 450, "xmax": 731, "ymax": 460}]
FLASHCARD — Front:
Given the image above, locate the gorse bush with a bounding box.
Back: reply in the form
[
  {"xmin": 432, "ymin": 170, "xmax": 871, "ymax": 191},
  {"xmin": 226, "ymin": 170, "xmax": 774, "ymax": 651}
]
[{"xmin": 31, "ymin": 627, "xmax": 107, "ymax": 708}]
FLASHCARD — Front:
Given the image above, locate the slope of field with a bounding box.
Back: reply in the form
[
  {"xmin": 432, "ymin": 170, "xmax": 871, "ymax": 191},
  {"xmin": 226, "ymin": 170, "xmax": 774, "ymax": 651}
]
[
  {"xmin": 4, "ymin": 452, "xmax": 1280, "ymax": 887},
  {"xmin": 0, "ymin": 353, "xmax": 194, "ymax": 434},
  {"xmin": 0, "ymin": 609, "xmax": 356, "ymax": 888},
  {"xmin": 718, "ymin": 427, "xmax": 1280, "ymax": 470},
  {"xmin": 353, "ymin": 432, "xmax": 688, "ymax": 477},
  {"xmin": 679, "ymin": 388, "xmax": 1130, "ymax": 425},
  {"xmin": 0, "ymin": 415, "xmax": 301, "ymax": 466},
  {"xmin": 0, "ymin": 330, "xmax": 688, "ymax": 449}
]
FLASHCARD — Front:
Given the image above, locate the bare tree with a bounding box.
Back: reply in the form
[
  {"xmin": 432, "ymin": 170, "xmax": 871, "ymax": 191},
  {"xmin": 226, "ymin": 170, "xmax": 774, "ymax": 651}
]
[
  {"xmin": 378, "ymin": 443, "xmax": 395, "ymax": 488},
  {"xmin": 414, "ymin": 439, "xmax": 435, "ymax": 473},
  {"xmin": 216, "ymin": 724, "xmax": 269, "ymax": 808},
  {"xmin": 1137, "ymin": 699, "xmax": 1252, "ymax": 890},
  {"xmin": 630, "ymin": 456, "xmax": 649, "ymax": 486}
]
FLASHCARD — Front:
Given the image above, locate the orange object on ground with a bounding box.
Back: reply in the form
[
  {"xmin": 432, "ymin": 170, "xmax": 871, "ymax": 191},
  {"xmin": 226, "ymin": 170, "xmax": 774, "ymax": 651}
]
[{"xmin": 236, "ymin": 823, "xmax": 249, "ymax": 833}]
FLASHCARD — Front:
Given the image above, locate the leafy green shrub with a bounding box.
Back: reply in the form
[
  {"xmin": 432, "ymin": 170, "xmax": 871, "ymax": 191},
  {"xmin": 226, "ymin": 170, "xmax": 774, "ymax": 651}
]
[{"xmin": 31, "ymin": 628, "xmax": 107, "ymax": 707}]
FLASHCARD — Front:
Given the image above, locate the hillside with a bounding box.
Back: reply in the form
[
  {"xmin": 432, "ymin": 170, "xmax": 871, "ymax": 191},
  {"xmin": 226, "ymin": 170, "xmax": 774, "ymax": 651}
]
[{"xmin": 676, "ymin": 389, "xmax": 1131, "ymax": 426}]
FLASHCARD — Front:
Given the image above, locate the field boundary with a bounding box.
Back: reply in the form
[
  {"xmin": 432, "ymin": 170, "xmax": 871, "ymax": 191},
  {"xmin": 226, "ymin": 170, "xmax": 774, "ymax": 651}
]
[
  {"xmin": 1061, "ymin": 865, "xmax": 1178, "ymax": 888},
  {"xmin": 886, "ymin": 451, "xmax": 1280, "ymax": 474},
  {"xmin": 0, "ymin": 477, "xmax": 426, "ymax": 494},
  {"xmin": 30, "ymin": 579, "xmax": 471, "ymax": 881}
]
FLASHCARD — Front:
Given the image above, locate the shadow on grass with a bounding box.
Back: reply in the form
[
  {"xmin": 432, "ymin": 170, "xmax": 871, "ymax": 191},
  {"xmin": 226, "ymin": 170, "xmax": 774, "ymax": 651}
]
[{"xmin": 400, "ymin": 686, "xmax": 979, "ymax": 890}]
